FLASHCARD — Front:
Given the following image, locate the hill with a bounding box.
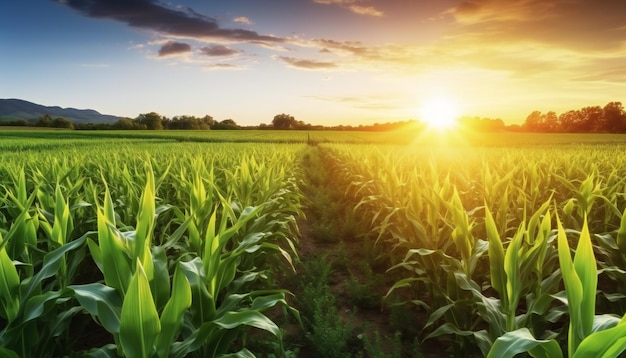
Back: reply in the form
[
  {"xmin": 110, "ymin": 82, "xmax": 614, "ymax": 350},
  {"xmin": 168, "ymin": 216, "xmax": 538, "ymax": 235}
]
[{"xmin": 0, "ymin": 99, "xmax": 121, "ymax": 124}]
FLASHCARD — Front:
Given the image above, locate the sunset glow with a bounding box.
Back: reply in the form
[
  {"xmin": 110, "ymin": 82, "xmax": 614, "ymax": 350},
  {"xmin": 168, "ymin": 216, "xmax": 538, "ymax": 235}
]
[
  {"xmin": 2, "ymin": 1, "xmax": 626, "ymax": 126},
  {"xmin": 419, "ymin": 97, "xmax": 461, "ymax": 130}
]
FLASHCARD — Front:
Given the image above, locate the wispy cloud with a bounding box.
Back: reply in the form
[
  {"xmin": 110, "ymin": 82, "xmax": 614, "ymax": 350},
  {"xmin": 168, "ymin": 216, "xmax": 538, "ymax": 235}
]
[
  {"xmin": 158, "ymin": 41, "xmax": 192, "ymax": 57},
  {"xmin": 312, "ymin": 0, "xmax": 383, "ymax": 17},
  {"xmin": 277, "ymin": 56, "xmax": 338, "ymax": 70},
  {"xmin": 233, "ymin": 16, "xmax": 252, "ymax": 25},
  {"xmin": 307, "ymin": 94, "xmax": 401, "ymax": 110},
  {"xmin": 347, "ymin": 5, "xmax": 383, "ymax": 17},
  {"xmin": 204, "ymin": 63, "xmax": 244, "ymax": 71},
  {"xmin": 57, "ymin": 0, "xmax": 284, "ymax": 44}
]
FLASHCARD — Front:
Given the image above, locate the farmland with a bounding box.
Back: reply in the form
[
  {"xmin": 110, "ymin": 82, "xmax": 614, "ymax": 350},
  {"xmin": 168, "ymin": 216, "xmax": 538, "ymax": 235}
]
[{"xmin": 3, "ymin": 129, "xmax": 626, "ymax": 357}]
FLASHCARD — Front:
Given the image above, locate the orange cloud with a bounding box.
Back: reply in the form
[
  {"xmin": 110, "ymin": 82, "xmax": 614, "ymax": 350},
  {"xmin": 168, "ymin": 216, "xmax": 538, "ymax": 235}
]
[{"xmin": 312, "ymin": 0, "xmax": 384, "ymax": 17}]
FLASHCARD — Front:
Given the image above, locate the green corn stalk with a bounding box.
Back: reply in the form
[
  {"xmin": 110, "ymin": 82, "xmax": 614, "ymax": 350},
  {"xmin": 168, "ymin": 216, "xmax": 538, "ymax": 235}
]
[
  {"xmin": 488, "ymin": 213, "xmax": 626, "ymax": 358},
  {"xmin": 558, "ymin": 214, "xmax": 596, "ymax": 355},
  {"xmin": 38, "ymin": 184, "xmax": 74, "ymax": 288}
]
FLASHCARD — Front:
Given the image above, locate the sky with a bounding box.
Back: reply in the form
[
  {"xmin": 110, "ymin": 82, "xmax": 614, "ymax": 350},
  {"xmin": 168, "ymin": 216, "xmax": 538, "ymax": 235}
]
[{"xmin": 2, "ymin": 0, "xmax": 626, "ymax": 126}]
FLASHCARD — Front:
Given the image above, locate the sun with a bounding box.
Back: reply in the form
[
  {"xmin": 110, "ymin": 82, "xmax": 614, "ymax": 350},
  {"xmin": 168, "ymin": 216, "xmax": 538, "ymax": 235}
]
[{"xmin": 419, "ymin": 96, "xmax": 461, "ymax": 130}]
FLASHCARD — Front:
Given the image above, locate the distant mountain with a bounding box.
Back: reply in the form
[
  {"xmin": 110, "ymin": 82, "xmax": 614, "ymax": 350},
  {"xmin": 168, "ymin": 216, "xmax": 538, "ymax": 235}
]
[{"xmin": 0, "ymin": 99, "xmax": 121, "ymax": 124}]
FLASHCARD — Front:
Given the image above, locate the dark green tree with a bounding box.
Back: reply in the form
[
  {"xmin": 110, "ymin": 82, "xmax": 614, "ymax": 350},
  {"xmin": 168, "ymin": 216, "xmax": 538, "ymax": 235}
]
[
  {"xmin": 213, "ymin": 119, "xmax": 239, "ymax": 130},
  {"xmin": 36, "ymin": 114, "xmax": 53, "ymax": 127},
  {"xmin": 272, "ymin": 113, "xmax": 296, "ymax": 129},
  {"xmin": 136, "ymin": 112, "xmax": 164, "ymax": 130},
  {"xmin": 52, "ymin": 117, "xmax": 74, "ymax": 129}
]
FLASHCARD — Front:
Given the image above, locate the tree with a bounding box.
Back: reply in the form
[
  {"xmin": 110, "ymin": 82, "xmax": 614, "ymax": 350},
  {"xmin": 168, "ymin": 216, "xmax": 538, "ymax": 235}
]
[
  {"xmin": 36, "ymin": 114, "xmax": 53, "ymax": 127},
  {"xmin": 579, "ymin": 106, "xmax": 603, "ymax": 132},
  {"xmin": 115, "ymin": 118, "xmax": 145, "ymax": 130},
  {"xmin": 272, "ymin": 113, "xmax": 296, "ymax": 129},
  {"xmin": 212, "ymin": 119, "xmax": 239, "ymax": 130},
  {"xmin": 544, "ymin": 111, "xmax": 558, "ymax": 132},
  {"xmin": 603, "ymin": 102, "xmax": 626, "ymax": 133},
  {"xmin": 558, "ymin": 110, "xmax": 583, "ymax": 132},
  {"xmin": 52, "ymin": 117, "xmax": 74, "ymax": 129},
  {"xmin": 523, "ymin": 111, "xmax": 543, "ymax": 132},
  {"xmin": 135, "ymin": 112, "xmax": 164, "ymax": 130}
]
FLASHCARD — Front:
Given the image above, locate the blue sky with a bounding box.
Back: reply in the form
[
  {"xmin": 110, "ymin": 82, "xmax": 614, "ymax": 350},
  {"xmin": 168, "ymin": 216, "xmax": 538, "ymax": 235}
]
[{"xmin": 2, "ymin": 0, "xmax": 626, "ymax": 126}]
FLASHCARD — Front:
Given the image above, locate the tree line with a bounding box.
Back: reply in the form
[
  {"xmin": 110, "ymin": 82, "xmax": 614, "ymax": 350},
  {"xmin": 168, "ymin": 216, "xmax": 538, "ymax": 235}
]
[
  {"xmin": 2, "ymin": 102, "xmax": 625, "ymax": 133},
  {"xmin": 0, "ymin": 112, "xmax": 514, "ymax": 132},
  {"xmin": 519, "ymin": 102, "xmax": 626, "ymax": 133},
  {"xmin": 0, "ymin": 113, "xmax": 240, "ymax": 130}
]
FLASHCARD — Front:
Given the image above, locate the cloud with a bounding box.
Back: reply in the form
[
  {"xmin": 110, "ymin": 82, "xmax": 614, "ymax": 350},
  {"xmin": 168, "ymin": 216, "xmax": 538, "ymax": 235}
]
[
  {"xmin": 347, "ymin": 6, "xmax": 383, "ymax": 17},
  {"xmin": 312, "ymin": 0, "xmax": 384, "ymax": 17},
  {"xmin": 204, "ymin": 63, "xmax": 243, "ymax": 71},
  {"xmin": 158, "ymin": 41, "xmax": 192, "ymax": 57},
  {"xmin": 200, "ymin": 45, "xmax": 241, "ymax": 57},
  {"xmin": 445, "ymin": 0, "xmax": 626, "ymax": 51},
  {"xmin": 277, "ymin": 56, "xmax": 338, "ymax": 70},
  {"xmin": 312, "ymin": 39, "xmax": 377, "ymax": 59},
  {"xmin": 58, "ymin": 0, "xmax": 284, "ymax": 44},
  {"xmin": 307, "ymin": 95, "xmax": 400, "ymax": 110},
  {"xmin": 233, "ymin": 16, "xmax": 252, "ymax": 25}
]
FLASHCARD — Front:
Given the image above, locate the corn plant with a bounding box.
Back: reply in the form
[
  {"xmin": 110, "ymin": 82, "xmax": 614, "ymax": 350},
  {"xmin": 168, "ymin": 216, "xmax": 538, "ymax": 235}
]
[
  {"xmin": 0, "ymin": 228, "xmax": 87, "ymax": 357},
  {"xmin": 488, "ymin": 215, "xmax": 626, "ymax": 358}
]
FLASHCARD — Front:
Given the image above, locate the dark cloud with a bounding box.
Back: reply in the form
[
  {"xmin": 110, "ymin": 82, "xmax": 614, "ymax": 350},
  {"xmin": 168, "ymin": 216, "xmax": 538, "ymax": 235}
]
[
  {"xmin": 58, "ymin": 0, "xmax": 284, "ymax": 44},
  {"xmin": 200, "ymin": 45, "xmax": 241, "ymax": 57},
  {"xmin": 158, "ymin": 41, "xmax": 191, "ymax": 57},
  {"xmin": 278, "ymin": 56, "xmax": 337, "ymax": 70}
]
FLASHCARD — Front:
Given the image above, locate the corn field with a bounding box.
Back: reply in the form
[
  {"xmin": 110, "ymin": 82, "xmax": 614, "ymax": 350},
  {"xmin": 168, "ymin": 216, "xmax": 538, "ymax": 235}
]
[
  {"xmin": 4, "ymin": 130, "xmax": 626, "ymax": 357},
  {"xmin": 320, "ymin": 142, "xmax": 626, "ymax": 357},
  {"xmin": 0, "ymin": 139, "xmax": 303, "ymax": 357}
]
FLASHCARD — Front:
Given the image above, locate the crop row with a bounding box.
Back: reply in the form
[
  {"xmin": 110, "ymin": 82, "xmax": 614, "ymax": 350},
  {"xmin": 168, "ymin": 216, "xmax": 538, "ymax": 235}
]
[
  {"xmin": 0, "ymin": 142, "xmax": 304, "ymax": 357},
  {"xmin": 321, "ymin": 143, "xmax": 626, "ymax": 357}
]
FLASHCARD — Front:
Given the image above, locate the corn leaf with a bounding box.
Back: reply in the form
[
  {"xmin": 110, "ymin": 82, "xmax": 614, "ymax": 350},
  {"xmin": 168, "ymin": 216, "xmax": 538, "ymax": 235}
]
[
  {"xmin": 120, "ymin": 260, "xmax": 161, "ymax": 358},
  {"xmin": 485, "ymin": 205, "xmax": 506, "ymax": 300},
  {"xmin": 573, "ymin": 217, "xmax": 597, "ymax": 342},
  {"xmin": 71, "ymin": 283, "xmax": 122, "ymax": 334},
  {"xmin": 573, "ymin": 321, "xmax": 626, "ymax": 358},
  {"xmin": 0, "ymin": 346, "xmax": 19, "ymax": 358},
  {"xmin": 504, "ymin": 222, "xmax": 524, "ymax": 328},
  {"xmin": 0, "ymin": 247, "xmax": 20, "ymax": 322},
  {"xmin": 487, "ymin": 328, "xmax": 562, "ymax": 358},
  {"xmin": 20, "ymin": 235, "xmax": 86, "ymax": 301},
  {"xmin": 557, "ymin": 215, "xmax": 584, "ymax": 356},
  {"xmin": 156, "ymin": 263, "xmax": 192, "ymax": 358},
  {"xmin": 213, "ymin": 310, "xmax": 280, "ymax": 337},
  {"xmin": 97, "ymin": 209, "xmax": 131, "ymax": 295},
  {"xmin": 135, "ymin": 167, "xmax": 155, "ymax": 281}
]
